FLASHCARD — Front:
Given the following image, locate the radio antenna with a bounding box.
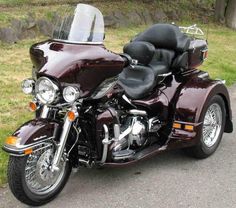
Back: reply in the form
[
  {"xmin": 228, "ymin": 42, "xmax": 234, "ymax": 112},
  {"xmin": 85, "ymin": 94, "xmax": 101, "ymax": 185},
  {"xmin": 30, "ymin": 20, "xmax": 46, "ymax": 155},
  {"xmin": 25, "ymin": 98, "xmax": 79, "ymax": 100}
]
[{"xmin": 206, "ymin": 14, "xmax": 210, "ymax": 42}]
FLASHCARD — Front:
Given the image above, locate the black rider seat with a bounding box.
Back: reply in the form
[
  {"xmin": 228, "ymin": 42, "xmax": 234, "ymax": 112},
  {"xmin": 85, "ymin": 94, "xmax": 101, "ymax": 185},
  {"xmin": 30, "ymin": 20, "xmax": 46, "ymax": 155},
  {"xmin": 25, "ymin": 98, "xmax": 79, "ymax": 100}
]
[
  {"xmin": 118, "ymin": 65, "xmax": 155, "ymax": 100},
  {"xmin": 118, "ymin": 24, "xmax": 191, "ymax": 100}
]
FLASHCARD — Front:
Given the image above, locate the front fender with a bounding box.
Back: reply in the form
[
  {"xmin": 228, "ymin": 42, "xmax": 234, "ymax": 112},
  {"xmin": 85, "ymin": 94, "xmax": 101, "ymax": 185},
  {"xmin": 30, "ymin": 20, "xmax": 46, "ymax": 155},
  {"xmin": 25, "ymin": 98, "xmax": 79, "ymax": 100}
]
[{"xmin": 3, "ymin": 119, "xmax": 62, "ymax": 156}]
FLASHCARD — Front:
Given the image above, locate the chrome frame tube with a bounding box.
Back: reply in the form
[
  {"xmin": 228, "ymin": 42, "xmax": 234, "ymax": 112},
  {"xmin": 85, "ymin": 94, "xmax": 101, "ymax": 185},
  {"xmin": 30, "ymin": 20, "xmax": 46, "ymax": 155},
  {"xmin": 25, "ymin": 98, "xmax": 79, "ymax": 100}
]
[{"xmin": 100, "ymin": 124, "xmax": 110, "ymax": 164}]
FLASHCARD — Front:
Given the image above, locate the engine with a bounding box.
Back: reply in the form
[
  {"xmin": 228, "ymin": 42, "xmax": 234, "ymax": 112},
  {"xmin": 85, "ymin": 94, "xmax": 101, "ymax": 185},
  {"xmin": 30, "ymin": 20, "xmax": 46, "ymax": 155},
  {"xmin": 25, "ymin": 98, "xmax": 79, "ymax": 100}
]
[
  {"xmin": 111, "ymin": 109, "xmax": 157, "ymax": 160},
  {"xmin": 128, "ymin": 117, "xmax": 147, "ymax": 147}
]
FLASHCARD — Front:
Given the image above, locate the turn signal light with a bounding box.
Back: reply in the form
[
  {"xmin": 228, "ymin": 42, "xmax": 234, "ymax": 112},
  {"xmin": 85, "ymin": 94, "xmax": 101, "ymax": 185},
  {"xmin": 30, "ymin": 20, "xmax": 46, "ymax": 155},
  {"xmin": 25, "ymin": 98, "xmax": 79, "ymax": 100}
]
[
  {"xmin": 5, "ymin": 136, "xmax": 18, "ymax": 146},
  {"xmin": 24, "ymin": 148, "xmax": 33, "ymax": 155},
  {"xmin": 173, "ymin": 122, "xmax": 181, "ymax": 129},
  {"xmin": 67, "ymin": 111, "xmax": 76, "ymax": 122},
  {"xmin": 29, "ymin": 101, "xmax": 38, "ymax": 112},
  {"xmin": 184, "ymin": 125, "xmax": 194, "ymax": 131}
]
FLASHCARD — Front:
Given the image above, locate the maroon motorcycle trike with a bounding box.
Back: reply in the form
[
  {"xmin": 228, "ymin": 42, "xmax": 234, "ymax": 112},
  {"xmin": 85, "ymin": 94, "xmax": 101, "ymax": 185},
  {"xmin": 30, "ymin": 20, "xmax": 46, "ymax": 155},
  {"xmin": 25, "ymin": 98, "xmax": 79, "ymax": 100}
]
[{"xmin": 3, "ymin": 4, "xmax": 233, "ymax": 206}]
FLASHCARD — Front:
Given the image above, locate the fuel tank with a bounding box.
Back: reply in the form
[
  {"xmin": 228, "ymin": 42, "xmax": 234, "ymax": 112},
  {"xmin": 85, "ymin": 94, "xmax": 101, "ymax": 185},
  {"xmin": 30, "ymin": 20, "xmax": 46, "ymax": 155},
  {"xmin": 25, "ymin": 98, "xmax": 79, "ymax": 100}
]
[{"xmin": 30, "ymin": 40, "xmax": 124, "ymax": 97}]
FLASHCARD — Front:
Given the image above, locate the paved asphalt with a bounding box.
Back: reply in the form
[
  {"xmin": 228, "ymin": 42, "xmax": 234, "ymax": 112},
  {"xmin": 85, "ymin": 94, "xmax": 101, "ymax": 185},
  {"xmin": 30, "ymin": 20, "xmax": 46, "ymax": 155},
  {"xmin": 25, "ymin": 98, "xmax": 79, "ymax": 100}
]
[{"xmin": 0, "ymin": 86, "xmax": 236, "ymax": 208}]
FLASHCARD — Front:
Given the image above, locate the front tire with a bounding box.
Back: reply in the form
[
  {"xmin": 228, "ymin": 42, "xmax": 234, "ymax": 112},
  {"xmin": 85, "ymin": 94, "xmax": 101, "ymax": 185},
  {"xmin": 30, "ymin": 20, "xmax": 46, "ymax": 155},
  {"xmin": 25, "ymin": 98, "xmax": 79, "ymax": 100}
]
[
  {"xmin": 7, "ymin": 143, "xmax": 71, "ymax": 206},
  {"xmin": 184, "ymin": 95, "xmax": 226, "ymax": 159}
]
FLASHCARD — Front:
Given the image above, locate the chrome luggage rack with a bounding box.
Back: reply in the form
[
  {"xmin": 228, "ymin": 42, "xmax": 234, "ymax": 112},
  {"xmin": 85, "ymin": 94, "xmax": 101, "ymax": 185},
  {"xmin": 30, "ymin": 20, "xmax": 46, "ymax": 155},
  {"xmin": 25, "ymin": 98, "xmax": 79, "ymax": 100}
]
[{"xmin": 179, "ymin": 24, "xmax": 205, "ymax": 37}]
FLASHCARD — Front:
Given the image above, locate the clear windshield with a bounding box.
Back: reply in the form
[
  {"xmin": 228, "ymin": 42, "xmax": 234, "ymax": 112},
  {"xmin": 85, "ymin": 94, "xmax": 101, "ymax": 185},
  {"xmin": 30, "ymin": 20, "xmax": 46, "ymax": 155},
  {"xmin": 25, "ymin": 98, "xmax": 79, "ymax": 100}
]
[{"xmin": 53, "ymin": 4, "xmax": 104, "ymax": 43}]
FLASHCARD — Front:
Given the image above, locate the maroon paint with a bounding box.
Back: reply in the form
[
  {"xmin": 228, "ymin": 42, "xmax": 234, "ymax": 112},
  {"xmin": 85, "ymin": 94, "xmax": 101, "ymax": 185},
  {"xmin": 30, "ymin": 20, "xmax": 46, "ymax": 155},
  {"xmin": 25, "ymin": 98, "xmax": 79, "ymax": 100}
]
[
  {"xmin": 174, "ymin": 76, "xmax": 232, "ymax": 126},
  {"xmin": 4, "ymin": 38, "xmax": 233, "ymax": 165},
  {"xmin": 132, "ymin": 88, "xmax": 169, "ymax": 120},
  {"xmin": 30, "ymin": 40, "xmax": 124, "ymax": 97},
  {"xmin": 12, "ymin": 119, "xmax": 61, "ymax": 145}
]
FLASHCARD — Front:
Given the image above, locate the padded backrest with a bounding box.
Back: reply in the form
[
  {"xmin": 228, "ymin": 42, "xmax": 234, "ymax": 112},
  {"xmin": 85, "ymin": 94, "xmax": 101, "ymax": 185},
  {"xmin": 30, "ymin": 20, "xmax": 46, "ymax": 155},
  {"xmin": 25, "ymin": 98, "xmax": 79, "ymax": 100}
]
[
  {"xmin": 133, "ymin": 24, "xmax": 191, "ymax": 53},
  {"xmin": 150, "ymin": 49, "xmax": 175, "ymax": 67},
  {"xmin": 123, "ymin": 41, "xmax": 155, "ymax": 65}
]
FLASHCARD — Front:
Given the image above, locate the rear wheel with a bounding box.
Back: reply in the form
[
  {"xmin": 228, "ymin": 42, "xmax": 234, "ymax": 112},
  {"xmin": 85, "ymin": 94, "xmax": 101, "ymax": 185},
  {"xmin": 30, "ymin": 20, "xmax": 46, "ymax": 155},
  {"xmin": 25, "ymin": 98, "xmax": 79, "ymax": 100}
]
[
  {"xmin": 184, "ymin": 95, "xmax": 226, "ymax": 158},
  {"xmin": 7, "ymin": 142, "xmax": 71, "ymax": 206}
]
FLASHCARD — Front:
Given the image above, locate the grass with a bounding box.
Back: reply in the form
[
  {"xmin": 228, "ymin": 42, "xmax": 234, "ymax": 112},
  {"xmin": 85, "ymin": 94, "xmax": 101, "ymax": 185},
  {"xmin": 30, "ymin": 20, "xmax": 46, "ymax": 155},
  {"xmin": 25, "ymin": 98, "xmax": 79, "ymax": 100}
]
[{"xmin": 0, "ymin": 24, "xmax": 236, "ymax": 186}]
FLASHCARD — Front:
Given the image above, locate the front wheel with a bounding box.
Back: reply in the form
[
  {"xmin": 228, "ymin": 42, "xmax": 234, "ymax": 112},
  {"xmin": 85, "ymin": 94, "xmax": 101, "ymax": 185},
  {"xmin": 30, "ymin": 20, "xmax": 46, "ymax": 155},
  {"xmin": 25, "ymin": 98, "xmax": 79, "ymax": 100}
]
[
  {"xmin": 7, "ymin": 142, "xmax": 71, "ymax": 206},
  {"xmin": 184, "ymin": 95, "xmax": 226, "ymax": 159}
]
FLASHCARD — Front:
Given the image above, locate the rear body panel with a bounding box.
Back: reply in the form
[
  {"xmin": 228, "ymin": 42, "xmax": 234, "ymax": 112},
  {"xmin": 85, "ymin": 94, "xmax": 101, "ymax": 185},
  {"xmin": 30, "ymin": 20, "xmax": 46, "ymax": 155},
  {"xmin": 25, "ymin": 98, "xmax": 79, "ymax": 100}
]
[{"xmin": 129, "ymin": 70, "xmax": 232, "ymax": 148}]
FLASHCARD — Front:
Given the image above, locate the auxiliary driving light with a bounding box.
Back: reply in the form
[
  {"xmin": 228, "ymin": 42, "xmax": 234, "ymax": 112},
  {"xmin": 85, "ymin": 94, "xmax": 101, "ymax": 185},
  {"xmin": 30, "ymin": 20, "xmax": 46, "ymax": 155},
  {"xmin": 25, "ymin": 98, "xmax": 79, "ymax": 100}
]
[
  {"xmin": 63, "ymin": 86, "xmax": 80, "ymax": 103},
  {"xmin": 22, "ymin": 79, "xmax": 35, "ymax": 94}
]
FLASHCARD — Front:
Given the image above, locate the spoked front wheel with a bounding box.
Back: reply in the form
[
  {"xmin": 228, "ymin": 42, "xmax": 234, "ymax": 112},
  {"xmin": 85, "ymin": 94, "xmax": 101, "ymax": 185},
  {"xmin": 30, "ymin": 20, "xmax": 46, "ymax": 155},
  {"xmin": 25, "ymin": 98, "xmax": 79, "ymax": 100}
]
[
  {"xmin": 7, "ymin": 142, "xmax": 71, "ymax": 206},
  {"xmin": 184, "ymin": 95, "xmax": 226, "ymax": 158}
]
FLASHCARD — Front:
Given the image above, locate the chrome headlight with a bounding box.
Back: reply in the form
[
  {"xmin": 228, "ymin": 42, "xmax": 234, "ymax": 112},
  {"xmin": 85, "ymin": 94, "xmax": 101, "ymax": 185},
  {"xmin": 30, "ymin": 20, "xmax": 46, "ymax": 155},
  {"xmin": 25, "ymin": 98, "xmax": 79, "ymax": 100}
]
[
  {"xmin": 21, "ymin": 79, "xmax": 35, "ymax": 94},
  {"xmin": 63, "ymin": 86, "xmax": 80, "ymax": 103},
  {"xmin": 35, "ymin": 77, "xmax": 59, "ymax": 104}
]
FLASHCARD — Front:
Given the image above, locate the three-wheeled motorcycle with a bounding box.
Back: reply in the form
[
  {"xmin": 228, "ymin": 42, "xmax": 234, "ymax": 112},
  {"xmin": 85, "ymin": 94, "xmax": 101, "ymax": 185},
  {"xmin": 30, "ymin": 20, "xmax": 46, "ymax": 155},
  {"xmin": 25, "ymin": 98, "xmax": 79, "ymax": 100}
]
[{"xmin": 2, "ymin": 3, "xmax": 233, "ymax": 206}]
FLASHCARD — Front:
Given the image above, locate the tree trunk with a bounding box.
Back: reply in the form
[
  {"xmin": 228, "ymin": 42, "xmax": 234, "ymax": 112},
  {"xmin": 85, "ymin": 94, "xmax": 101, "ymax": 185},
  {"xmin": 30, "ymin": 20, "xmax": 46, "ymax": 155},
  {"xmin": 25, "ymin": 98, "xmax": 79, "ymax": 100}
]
[
  {"xmin": 215, "ymin": 0, "xmax": 226, "ymax": 23},
  {"xmin": 225, "ymin": 0, "xmax": 236, "ymax": 29}
]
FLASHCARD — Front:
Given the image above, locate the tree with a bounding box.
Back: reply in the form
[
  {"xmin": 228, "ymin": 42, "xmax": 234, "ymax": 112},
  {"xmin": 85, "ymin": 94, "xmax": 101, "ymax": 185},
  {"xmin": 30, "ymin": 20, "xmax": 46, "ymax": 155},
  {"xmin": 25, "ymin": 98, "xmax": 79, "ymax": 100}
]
[
  {"xmin": 225, "ymin": 0, "xmax": 236, "ymax": 29},
  {"xmin": 215, "ymin": 0, "xmax": 226, "ymax": 23},
  {"xmin": 215, "ymin": 0, "xmax": 236, "ymax": 29}
]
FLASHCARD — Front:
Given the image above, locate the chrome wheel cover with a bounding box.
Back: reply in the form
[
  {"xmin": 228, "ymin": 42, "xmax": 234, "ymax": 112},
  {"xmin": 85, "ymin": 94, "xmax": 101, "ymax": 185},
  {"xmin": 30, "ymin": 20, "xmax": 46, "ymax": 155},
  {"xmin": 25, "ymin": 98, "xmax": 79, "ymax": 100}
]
[
  {"xmin": 25, "ymin": 143, "xmax": 66, "ymax": 195},
  {"xmin": 202, "ymin": 103, "xmax": 222, "ymax": 148}
]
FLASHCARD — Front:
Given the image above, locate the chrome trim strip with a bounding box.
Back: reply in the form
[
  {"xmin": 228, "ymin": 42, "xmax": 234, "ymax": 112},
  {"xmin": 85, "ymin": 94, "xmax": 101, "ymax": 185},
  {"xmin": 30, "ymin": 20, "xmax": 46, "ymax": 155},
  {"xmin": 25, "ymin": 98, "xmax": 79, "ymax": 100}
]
[
  {"xmin": 198, "ymin": 72, "xmax": 209, "ymax": 79},
  {"xmin": 122, "ymin": 95, "xmax": 137, "ymax": 108},
  {"xmin": 3, "ymin": 138, "xmax": 54, "ymax": 157},
  {"xmin": 158, "ymin": 72, "xmax": 172, "ymax": 77},
  {"xmin": 3, "ymin": 137, "xmax": 53, "ymax": 152},
  {"xmin": 129, "ymin": 109, "xmax": 147, "ymax": 116},
  {"xmin": 215, "ymin": 79, "xmax": 226, "ymax": 85}
]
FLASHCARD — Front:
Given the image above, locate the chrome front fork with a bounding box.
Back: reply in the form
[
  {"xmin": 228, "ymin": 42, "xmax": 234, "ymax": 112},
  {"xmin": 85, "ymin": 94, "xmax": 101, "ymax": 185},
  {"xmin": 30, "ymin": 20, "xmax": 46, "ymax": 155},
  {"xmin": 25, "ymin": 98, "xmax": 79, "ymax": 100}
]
[
  {"xmin": 40, "ymin": 105, "xmax": 50, "ymax": 118},
  {"xmin": 51, "ymin": 117, "xmax": 73, "ymax": 172},
  {"xmin": 54, "ymin": 108, "xmax": 78, "ymax": 172},
  {"xmin": 41, "ymin": 105, "xmax": 79, "ymax": 172}
]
